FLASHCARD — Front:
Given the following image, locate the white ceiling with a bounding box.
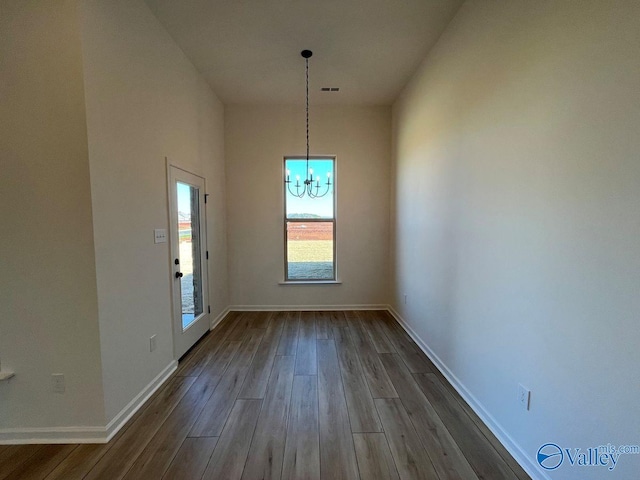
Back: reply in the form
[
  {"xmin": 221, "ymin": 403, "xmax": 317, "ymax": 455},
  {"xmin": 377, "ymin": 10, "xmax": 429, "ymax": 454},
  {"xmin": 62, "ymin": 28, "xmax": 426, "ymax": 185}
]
[{"xmin": 144, "ymin": 0, "xmax": 464, "ymax": 105}]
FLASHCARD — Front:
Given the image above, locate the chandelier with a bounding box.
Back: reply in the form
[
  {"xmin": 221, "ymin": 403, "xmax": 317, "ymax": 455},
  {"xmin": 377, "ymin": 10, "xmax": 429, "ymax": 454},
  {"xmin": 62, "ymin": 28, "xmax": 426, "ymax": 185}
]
[{"xmin": 284, "ymin": 50, "xmax": 332, "ymax": 198}]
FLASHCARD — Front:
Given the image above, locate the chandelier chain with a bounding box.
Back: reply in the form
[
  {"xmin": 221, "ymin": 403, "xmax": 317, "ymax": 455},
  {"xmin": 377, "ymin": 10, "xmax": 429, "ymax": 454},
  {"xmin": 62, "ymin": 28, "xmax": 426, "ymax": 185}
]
[
  {"xmin": 284, "ymin": 49, "xmax": 331, "ymax": 199},
  {"xmin": 306, "ymin": 56, "xmax": 310, "ymax": 174}
]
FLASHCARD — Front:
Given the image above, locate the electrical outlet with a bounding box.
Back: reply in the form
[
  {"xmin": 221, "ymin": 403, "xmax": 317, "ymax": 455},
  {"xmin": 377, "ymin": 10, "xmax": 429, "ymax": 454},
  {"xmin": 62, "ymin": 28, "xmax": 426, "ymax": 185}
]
[
  {"xmin": 154, "ymin": 229, "xmax": 167, "ymax": 244},
  {"xmin": 518, "ymin": 384, "xmax": 530, "ymax": 410},
  {"xmin": 52, "ymin": 374, "xmax": 65, "ymax": 394},
  {"xmin": 150, "ymin": 335, "xmax": 157, "ymax": 352}
]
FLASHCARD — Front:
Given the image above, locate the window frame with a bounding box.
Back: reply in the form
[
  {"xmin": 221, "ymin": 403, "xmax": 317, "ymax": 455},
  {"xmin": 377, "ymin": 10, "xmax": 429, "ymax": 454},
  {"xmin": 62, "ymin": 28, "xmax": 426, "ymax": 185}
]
[{"xmin": 283, "ymin": 155, "xmax": 337, "ymax": 282}]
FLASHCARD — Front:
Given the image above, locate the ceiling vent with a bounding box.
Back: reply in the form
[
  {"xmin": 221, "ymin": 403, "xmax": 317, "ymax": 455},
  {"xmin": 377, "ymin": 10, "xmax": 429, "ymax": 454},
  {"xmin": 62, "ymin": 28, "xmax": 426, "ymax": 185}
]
[{"xmin": 321, "ymin": 87, "xmax": 340, "ymax": 92}]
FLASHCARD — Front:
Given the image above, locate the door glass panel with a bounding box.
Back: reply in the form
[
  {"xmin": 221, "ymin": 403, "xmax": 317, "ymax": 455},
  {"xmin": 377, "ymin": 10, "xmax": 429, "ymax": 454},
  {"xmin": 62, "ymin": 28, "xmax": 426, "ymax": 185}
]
[{"xmin": 177, "ymin": 182, "xmax": 203, "ymax": 329}]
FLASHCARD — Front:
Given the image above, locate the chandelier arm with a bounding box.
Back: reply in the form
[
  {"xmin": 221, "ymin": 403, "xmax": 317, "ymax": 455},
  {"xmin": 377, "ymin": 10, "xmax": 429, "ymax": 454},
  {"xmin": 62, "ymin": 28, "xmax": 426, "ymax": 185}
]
[
  {"xmin": 307, "ymin": 181, "xmax": 330, "ymax": 198},
  {"xmin": 286, "ymin": 181, "xmax": 304, "ymax": 198},
  {"xmin": 317, "ymin": 184, "xmax": 331, "ymax": 198}
]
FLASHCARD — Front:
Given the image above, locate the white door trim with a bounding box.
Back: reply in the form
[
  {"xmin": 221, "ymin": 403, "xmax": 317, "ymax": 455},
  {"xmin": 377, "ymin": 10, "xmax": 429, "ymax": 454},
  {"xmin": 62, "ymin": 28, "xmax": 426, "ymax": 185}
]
[{"xmin": 167, "ymin": 160, "xmax": 210, "ymax": 359}]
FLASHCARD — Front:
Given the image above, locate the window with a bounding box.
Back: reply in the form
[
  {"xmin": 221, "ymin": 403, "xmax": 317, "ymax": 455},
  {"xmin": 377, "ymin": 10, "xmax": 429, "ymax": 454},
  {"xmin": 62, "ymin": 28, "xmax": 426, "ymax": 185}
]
[{"xmin": 284, "ymin": 156, "xmax": 336, "ymax": 281}]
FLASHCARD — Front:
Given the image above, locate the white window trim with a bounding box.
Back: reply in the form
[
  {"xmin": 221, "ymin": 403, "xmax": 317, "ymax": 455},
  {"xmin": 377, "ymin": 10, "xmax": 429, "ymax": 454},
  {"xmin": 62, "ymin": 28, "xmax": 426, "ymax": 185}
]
[{"xmin": 283, "ymin": 155, "xmax": 337, "ymax": 283}]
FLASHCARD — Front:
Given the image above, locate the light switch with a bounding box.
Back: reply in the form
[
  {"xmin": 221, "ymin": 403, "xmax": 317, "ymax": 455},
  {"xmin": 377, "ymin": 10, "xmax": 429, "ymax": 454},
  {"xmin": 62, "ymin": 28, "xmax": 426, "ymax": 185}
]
[{"xmin": 154, "ymin": 229, "xmax": 167, "ymax": 244}]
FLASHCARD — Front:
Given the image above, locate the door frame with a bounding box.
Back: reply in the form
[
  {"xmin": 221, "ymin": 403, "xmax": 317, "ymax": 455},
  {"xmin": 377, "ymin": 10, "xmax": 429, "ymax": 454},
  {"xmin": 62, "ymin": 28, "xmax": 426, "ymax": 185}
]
[{"xmin": 167, "ymin": 160, "xmax": 210, "ymax": 359}]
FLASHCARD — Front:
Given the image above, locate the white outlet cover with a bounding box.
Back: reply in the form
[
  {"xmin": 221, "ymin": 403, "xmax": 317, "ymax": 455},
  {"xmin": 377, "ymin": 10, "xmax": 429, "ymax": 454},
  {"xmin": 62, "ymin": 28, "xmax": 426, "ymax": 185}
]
[
  {"xmin": 154, "ymin": 229, "xmax": 167, "ymax": 244},
  {"xmin": 52, "ymin": 374, "xmax": 65, "ymax": 394}
]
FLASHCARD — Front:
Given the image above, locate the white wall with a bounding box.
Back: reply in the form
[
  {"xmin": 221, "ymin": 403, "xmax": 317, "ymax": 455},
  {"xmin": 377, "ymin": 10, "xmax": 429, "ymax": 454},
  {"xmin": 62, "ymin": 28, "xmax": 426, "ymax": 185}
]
[
  {"xmin": 0, "ymin": 1, "xmax": 106, "ymax": 435},
  {"xmin": 226, "ymin": 105, "xmax": 390, "ymax": 307},
  {"xmin": 391, "ymin": 1, "xmax": 640, "ymax": 478},
  {"xmin": 79, "ymin": 0, "xmax": 228, "ymax": 423}
]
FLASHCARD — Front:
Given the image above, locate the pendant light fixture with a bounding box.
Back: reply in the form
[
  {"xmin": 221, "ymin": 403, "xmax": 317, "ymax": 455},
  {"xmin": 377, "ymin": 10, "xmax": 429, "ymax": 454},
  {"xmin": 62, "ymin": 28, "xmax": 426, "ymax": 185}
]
[{"xmin": 284, "ymin": 50, "xmax": 332, "ymax": 198}]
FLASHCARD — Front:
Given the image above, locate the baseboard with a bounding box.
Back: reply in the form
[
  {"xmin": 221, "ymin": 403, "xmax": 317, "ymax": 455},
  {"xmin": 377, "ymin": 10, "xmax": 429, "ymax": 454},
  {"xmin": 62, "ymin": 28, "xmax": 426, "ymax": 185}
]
[
  {"xmin": 210, "ymin": 306, "xmax": 230, "ymax": 330},
  {"xmin": 104, "ymin": 360, "xmax": 177, "ymax": 442},
  {"xmin": 0, "ymin": 360, "xmax": 177, "ymax": 445},
  {"xmin": 229, "ymin": 304, "xmax": 390, "ymax": 312},
  {"xmin": 386, "ymin": 307, "xmax": 548, "ymax": 480},
  {"xmin": 0, "ymin": 425, "xmax": 109, "ymax": 445}
]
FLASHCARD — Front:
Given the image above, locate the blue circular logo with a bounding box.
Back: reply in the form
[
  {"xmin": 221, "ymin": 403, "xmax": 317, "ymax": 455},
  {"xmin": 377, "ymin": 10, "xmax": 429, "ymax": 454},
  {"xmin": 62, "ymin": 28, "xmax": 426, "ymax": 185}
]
[{"xmin": 537, "ymin": 443, "xmax": 564, "ymax": 470}]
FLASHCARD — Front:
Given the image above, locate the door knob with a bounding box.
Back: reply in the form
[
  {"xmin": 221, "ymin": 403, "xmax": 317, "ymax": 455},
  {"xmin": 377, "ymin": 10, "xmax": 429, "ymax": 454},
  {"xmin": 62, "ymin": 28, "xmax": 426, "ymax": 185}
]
[{"xmin": 175, "ymin": 272, "xmax": 183, "ymax": 278}]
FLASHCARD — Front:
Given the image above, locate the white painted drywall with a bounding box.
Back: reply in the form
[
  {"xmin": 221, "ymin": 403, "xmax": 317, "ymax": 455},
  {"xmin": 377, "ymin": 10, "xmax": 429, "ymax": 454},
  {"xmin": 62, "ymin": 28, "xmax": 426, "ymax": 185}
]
[
  {"xmin": 391, "ymin": 1, "xmax": 640, "ymax": 478},
  {"xmin": 225, "ymin": 105, "xmax": 390, "ymax": 307},
  {"xmin": 79, "ymin": 0, "xmax": 228, "ymax": 423},
  {"xmin": 0, "ymin": 1, "xmax": 106, "ymax": 431}
]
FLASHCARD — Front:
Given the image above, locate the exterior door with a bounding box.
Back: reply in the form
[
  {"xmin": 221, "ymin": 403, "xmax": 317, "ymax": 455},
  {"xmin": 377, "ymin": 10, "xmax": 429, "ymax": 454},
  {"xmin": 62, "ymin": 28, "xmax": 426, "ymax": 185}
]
[{"xmin": 168, "ymin": 165, "xmax": 209, "ymax": 359}]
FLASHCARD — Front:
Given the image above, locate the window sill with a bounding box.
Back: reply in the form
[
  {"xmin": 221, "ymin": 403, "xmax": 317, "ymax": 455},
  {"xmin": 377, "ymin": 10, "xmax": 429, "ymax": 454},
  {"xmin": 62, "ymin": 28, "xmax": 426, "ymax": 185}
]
[{"xmin": 279, "ymin": 280, "xmax": 342, "ymax": 286}]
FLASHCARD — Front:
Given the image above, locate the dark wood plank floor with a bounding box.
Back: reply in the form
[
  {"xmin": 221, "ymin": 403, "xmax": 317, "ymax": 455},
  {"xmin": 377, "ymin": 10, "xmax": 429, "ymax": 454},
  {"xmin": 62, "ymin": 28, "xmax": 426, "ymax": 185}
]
[{"xmin": 0, "ymin": 311, "xmax": 531, "ymax": 480}]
